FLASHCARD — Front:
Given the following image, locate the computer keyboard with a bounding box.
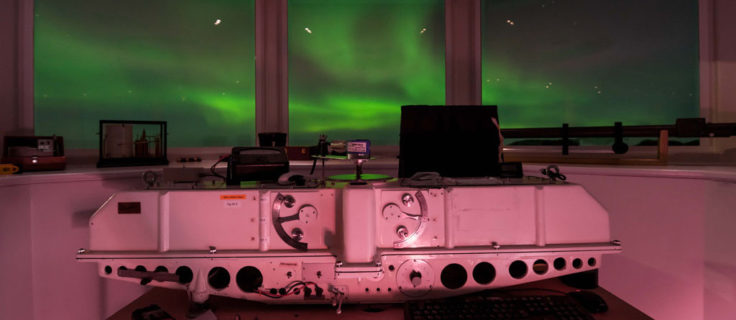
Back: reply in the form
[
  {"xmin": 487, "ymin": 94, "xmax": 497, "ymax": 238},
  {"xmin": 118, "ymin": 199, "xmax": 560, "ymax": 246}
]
[{"xmin": 405, "ymin": 294, "xmax": 595, "ymax": 320}]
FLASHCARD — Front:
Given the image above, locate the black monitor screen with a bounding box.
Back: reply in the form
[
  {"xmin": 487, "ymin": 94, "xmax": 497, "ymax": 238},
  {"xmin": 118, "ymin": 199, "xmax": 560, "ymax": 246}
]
[{"xmin": 398, "ymin": 105, "xmax": 500, "ymax": 178}]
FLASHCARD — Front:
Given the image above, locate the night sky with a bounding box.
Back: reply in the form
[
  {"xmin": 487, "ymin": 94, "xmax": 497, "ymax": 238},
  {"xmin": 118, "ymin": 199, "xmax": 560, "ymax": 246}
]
[
  {"xmin": 34, "ymin": 0, "xmax": 698, "ymax": 148},
  {"xmin": 482, "ymin": 0, "xmax": 699, "ymax": 130}
]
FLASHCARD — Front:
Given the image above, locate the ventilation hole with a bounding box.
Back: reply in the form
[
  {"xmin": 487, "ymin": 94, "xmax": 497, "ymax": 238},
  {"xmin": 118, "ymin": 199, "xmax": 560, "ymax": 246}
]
[
  {"xmin": 365, "ymin": 288, "xmax": 369, "ymax": 292},
  {"xmin": 554, "ymin": 258, "xmax": 566, "ymax": 271},
  {"xmin": 472, "ymin": 262, "xmax": 496, "ymax": 285},
  {"xmin": 573, "ymin": 258, "xmax": 583, "ymax": 269},
  {"xmin": 388, "ymin": 265, "xmax": 395, "ymax": 271},
  {"xmin": 208, "ymin": 267, "xmax": 230, "ymax": 290},
  {"xmin": 153, "ymin": 266, "xmax": 168, "ymax": 282},
  {"xmin": 388, "ymin": 287, "xmax": 392, "ymax": 292},
  {"xmin": 376, "ymin": 288, "xmax": 381, "ymax": 292},
  {"xmin": 135, "ymin": 265, "xmax": 147, "ymax": 272},
  {"xmin": 588, "ymin": 258, "xmax": 597, "ymax": 267},
  {"xmin": 509, "ymin": 260, "xmax": 528, "ymax": 279},
  {"xmin": 117, "ymin": 266, "xmax": 128, "ymax": 274},
  {"xmin": 440, "ymin": 264, "xmax": 468, "ymax": 289},
  {"xmin": 236, "ymin": 266, "xmax": 263, "ymax": 293},
  {"xmin": 104, "ymin": 266, "xmax": 112, "ymax": 274},
  {"xmin": 533, "ymin": 259, "xmax": 548, "ymax": 275},
  {"xmin": 175, "ymin": 266, "xmax": 193, "ymax": 284}
]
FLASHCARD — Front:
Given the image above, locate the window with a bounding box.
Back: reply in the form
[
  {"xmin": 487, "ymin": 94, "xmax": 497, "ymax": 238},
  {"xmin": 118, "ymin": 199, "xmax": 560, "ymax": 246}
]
[
  {"xmin": 34, "ymin": 0, "xmax": 256, "ymax": 148},
  {"xmin": 288, "ymin": 0, "xmax": 445, "ymax": 145},
  {"xmin": 482, "ymin": 0, "xmax": 699, "ymax": 134},
  {"xmin": 28, "ymin": 1, "xmax": 706, "ymax": 149}
]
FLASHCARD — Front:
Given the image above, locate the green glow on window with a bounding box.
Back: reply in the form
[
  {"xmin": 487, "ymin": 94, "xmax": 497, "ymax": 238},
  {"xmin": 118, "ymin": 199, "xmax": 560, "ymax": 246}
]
[
  {"xmin": 482, "ymin": 0, "xmax": 699, "ymax": 132},
  {"xmin": 34, "ymin": 0, "xmax": 256, "ymax": 148},
  {"xmin": 288, "ymin": 0, "xmax": 445, "ymax": 145}
]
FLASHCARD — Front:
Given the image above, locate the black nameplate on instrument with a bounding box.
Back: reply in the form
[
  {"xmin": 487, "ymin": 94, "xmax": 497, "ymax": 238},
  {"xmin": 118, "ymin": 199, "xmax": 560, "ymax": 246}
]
[{"xmin": 118, "ymin": 202, "xmax": 142, "ymax": 214}]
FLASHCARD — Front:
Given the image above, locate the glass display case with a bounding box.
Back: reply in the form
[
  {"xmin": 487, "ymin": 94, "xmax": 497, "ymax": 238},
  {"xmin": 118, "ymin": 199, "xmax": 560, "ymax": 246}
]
[{"xmin": 97, "ymin": 120, "xmax": 169, "ymax": 167}]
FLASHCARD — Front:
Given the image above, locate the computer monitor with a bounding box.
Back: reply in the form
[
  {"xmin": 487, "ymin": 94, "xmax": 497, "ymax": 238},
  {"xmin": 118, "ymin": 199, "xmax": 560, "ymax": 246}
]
[{"xmin": 398, "ymin": 105, "xmax": 500, "ymax": 178}]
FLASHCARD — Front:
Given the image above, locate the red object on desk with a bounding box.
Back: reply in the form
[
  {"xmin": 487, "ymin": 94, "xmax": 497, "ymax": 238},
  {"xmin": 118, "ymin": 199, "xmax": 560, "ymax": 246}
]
[{"xmin": 2, "ymin": 136, "xmax": 66, "ymax": 172}]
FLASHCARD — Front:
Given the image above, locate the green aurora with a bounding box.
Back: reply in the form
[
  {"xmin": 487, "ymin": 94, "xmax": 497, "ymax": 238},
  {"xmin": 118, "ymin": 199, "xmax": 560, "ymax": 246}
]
[
  {"xmin": 288, "ymin": 0, "xmax": 445, "ymax": 145},
  {"xmin": 34, "ymin": 0, "xmax": 256, "ymax": 148},
  {"xmin": 34, "ymin": 0, "xmax": 698, "ymax": 148}
]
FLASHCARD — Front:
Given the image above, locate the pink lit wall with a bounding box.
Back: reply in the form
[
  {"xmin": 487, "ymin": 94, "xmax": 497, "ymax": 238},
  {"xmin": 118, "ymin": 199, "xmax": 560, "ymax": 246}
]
[
  {"xmin": 0, "ymin": 175, "xmax": 149, "ymax": 319},
  {"xmin": 521, "ymin": 164, "xmax": 736, "ymax": 320}
]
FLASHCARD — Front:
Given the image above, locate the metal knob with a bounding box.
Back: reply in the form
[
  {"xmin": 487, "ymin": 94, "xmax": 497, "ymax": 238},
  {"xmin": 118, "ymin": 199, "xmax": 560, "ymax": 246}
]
[
  {"xmin": 396, "ymin": 225, "xmax": 409, "ymax": 239},
  {"xmin": 291, "ymin": 228, "xmax": 304, "ymax": 241},
  {"xmin": 283, "ymin": 195, "xmax": 295, "ymax": 208},
  {"xmin": 401, "ymin": 193, "xmax": 415, "ymax": 207},
  {"xmin": 409, "ymin": 270, "xmax": 422, "ymax": 287}
]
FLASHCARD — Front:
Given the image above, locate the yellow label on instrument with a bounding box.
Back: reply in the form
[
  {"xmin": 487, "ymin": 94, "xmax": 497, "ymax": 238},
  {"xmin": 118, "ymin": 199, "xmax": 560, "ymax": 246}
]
[{"xmin": 220, "ymin": 194, "xmax": 246, "ymax": 200}]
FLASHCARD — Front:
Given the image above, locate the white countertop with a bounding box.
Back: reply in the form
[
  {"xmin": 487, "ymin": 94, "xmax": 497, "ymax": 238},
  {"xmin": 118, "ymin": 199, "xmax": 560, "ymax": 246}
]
[{"xmin": 3, "ymin": 157, "xmax": 736, "ymax": 187}]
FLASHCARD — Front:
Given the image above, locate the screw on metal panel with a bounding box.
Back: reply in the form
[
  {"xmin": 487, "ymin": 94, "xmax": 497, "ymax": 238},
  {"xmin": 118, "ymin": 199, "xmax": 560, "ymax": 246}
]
[
  {"xmin": 209, "ymin": 246, "xmax": 217, "ymax": 254},
  {"xmin": 77, "ymin": 248, "xmax": 87, "ymax": 254},
  {"xmin": 491, "ymin": 242, "xmax": 501, "ymax": 249}
]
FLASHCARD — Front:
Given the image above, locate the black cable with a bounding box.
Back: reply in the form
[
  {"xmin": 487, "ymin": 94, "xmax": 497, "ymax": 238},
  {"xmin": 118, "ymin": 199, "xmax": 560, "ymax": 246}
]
[
  {"xmin": 210, "ymin": 155, "xmax": 230, "ymax": 180},
  {"xmin": 310, "ymin": 134, "xmax": 328, "ymax": 175},
  {"xmin": 541, "ymin": 165, "xmax": 566, "ymax": 181},
  {"xmin": 256, "ymin": 281, "xmax": 319, "ymax": 299},
  {"xmin": 310, "ymin": 158, "xmax": 318, "ymax": 175}
]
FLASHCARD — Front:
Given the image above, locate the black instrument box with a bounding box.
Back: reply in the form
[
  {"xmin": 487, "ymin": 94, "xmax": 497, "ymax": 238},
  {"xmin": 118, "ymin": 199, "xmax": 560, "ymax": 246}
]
[{"xmin": 226, "ymin": 147, "xmax": 289, "ymax": 185}]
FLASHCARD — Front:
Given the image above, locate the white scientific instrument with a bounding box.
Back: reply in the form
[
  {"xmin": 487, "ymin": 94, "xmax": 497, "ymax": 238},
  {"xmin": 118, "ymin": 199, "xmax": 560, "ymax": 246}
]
[{"xmin": 77, "ymin": 179, "xmax": 620, "ymax": 313}]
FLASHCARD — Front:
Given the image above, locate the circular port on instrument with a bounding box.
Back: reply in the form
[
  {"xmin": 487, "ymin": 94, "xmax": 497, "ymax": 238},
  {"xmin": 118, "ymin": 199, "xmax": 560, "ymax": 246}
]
[
  {"xmin": 208, "ymin": 267, "xmax": 230, "ymax": 290},
  {"xmin": 554, "ymin": 258, "xmax": 566, "ymax": 270},
  {"xmin": 175, "ymin": 266, "xmax": 193, "ymax": 284},
  {"xmin": 588, "ymin": 258, "xmax": 597, "ymax": 267},
  {"xmin": 472, "ymin": 262, "xmax": 495, "ymax": 285},
  {"xmin": 388, "ymin": 265, "xmax": 395, "ymax": 271},
  {"xmin": 440, "ymin": 264, "xmax": 467, "ymax": 289},
  {"xmin": 509, "ymin": 260, "xmax": 528, "ymax": 279},
  {"xmin": 533, "ymin": 259, "xmax": 549, "ymax": 275},
  {"xmin": 104, "ymin": 266, "xmax": 112, "ymax": 274},
  {"xmin": 236, "ymin": 266, "xmax": 263, "ymax": 293},
  {"xmin": 153, "ymin": 266, "xmax": 168, "ymax": 281},
  {"xmin": 135, "ymin": 265, "xmax": 147, "ymax": 272},
  {"xmin": 573, "ymin": 258, "xmax": 583, "ymax": 269},
  {"xmin": 117, "ymin": 266, "xmax": 127, "ymax": 275}
]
